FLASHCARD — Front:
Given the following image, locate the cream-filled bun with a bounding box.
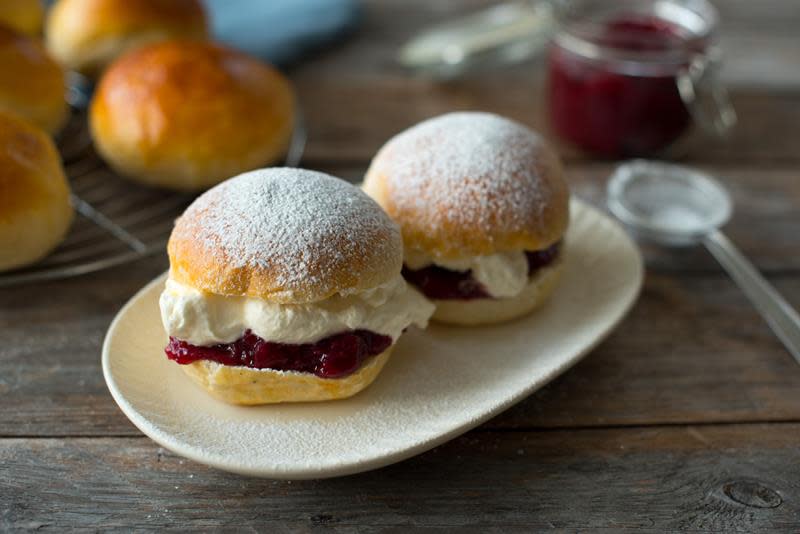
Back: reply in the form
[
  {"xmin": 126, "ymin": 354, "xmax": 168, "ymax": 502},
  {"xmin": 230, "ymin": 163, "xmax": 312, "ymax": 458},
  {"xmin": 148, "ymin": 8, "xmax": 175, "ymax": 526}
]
[
  {"xmin": 45, "ymin": 0, "xmax": 208, "ymax": 77},
  {"xmin": 0, "ymin": 0, "xmax": 44, "ymax": 36},
  {"xmin": 364, "ymin": 111, "xmax": 569, "ymax": 326},
  {"xmin": 160, "ymin": 168, "xmax": 435, "ymax": 405},
  {"xmin": 89, "ymin": 41, "xmax": 295, "ymax": 191},
  {"xmin": 0, "ymin": 26, "xmax": 68, "ymax": 135},
  {"xmin": 0, "ymin": 112, "xmax": 74, "ymax": 272}
]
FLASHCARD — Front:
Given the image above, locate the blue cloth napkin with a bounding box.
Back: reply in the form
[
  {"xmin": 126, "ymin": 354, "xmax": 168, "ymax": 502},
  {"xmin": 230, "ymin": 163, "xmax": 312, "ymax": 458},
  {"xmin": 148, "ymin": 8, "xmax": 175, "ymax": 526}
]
[{"xmin": 203, "ymin": 0, "xmax": 361, "ymax": 66}]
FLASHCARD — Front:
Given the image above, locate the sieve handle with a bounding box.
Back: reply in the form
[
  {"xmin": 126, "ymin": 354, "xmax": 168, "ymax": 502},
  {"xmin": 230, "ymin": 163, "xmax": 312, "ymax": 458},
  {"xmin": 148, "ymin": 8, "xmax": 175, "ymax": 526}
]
[{"xmin": 704, "ymin": 230, "xmax": 800, "ymax": 365}]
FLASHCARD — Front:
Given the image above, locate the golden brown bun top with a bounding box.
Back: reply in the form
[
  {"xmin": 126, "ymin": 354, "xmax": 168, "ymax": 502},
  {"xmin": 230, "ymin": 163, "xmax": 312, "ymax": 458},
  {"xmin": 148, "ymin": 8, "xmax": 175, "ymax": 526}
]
[
  {"xmin": 89, "ymin": 40, "xmax": 295, "ymax": 175},
  {"xmin": 0, "ymin": 112, "xmax": 68, "ymax": 224},
  {"xmin": 50, "ymin": 0, "xmax": 206, "ymax": 30},
  {"xmin": 0, "ymin": 0, "xmax": 44, "ymax": 35},
  {"xmin": 0, "ymin": 25, "xmax": 66, "ymax": 134},
  {"xmin": 168, "ymin": 168, "xmax": 403, "ymax": 304},
  {"xmin": 364, "ymin": 112, "xmax": 570, "ymax": 260},
  {"xmin": 46, "ymin": 0, "xmax": 208, "ymax": 75}
]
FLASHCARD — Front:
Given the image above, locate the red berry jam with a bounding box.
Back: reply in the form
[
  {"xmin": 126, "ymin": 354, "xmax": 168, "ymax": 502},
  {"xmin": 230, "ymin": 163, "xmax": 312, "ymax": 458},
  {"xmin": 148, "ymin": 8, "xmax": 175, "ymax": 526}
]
[
  {"xmin": 165, "ymin": 329, "xmax": 392, "ymax": 379},
  {"xmin": 402, "ymin": 242, "xmax": 561, "ymax": 300},
  {"xmin": 548, "ymin": 15, "xmax": 703, "ymax": 157},
  {"xmin": 402, "ymin": 265, "xmax": 490, "ymax": 300},
  {"xmin": 525, "ymin": 243, "xmax": 561, "ymax": 271}
]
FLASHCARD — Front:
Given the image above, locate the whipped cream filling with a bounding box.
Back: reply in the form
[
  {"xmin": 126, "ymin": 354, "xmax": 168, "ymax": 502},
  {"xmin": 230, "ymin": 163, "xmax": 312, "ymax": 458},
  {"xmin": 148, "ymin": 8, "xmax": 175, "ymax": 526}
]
[
  {"xmin": 159, "ymin": 275, "xmax": 435, "ymax": 346},
  {"xmin": 404, "ymin": 249, "xmax": 530, "ymax": 298}
]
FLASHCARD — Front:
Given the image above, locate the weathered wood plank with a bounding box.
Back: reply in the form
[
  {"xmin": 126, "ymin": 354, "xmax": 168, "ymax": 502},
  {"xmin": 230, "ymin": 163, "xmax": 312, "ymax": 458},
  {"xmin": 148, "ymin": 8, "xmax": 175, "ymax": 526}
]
[
  {"xmin": 0, "ymin": 259, "xmax": 167, "ymax": 437},
  {"xmin": 295, "ymin": 80, "xmax": 800, "ymax": 165},
  {"xmin": 502, "ymin": 274, "xmax": 800, "ymax": 429},
  {"xmin": 2, "ymin": 264, "xmax": 799, "ymax": 436},
  {"xmin": 716, "ymin": 0, "xmax": 800, "ymax": 88},
  {"xmin": 3, "ymin": 425, "xmax": 800, "ymax": 530}
]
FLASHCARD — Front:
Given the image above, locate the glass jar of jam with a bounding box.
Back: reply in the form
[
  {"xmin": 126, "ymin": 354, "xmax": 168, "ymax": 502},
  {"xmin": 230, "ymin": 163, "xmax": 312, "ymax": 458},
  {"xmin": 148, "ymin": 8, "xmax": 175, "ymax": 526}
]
[{"xmin": 547, "ymin": 0, "xmax": 735, "ymax": 157}]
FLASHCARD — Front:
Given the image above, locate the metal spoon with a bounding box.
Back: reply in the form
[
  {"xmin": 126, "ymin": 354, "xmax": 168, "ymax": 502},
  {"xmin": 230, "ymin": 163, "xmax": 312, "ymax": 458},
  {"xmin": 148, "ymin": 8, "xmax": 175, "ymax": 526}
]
[{"xmin": 607, "ymin": 160, "xmax": 800, "ymax": 364}]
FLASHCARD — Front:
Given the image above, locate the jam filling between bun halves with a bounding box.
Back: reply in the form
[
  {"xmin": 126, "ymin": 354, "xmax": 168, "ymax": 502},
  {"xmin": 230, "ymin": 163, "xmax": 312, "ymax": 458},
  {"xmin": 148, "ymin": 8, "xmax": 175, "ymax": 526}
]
[
  {"xmin": 402, "ymin": 242, "xmax": 561, "ymax": 300},
  {"xmin": 166, "ymin": 330, "xmax": 392, "ymax": 379}
]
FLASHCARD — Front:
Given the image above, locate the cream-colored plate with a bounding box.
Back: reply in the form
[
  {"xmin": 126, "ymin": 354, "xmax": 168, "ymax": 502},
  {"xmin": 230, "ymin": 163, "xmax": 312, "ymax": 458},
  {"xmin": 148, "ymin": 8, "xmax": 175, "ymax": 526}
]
[{"xmin": 102, "ymin": 198, "xmax": 643, "ymax": 479}]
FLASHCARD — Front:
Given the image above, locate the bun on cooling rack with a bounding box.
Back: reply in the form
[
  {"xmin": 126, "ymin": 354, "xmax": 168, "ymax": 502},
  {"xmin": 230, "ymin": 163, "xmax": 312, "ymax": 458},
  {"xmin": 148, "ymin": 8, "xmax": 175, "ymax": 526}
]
[
  {"xmin": 90, "ymin": 41, "xmax": 296, "ymax": 191},
  {"xmin": 45, "ymin": 0, "xmax": 208, "ymax": 76},
  {"xmin": 0, "ymin": 112, "xmax": 73, "ymax": 272},
  {"xmin": 0, "ymin": 0, "xmax": 44, "ymax": 36},
  {"xmin": 0, "ymin": 26, "xmax": 67, "ymax": 135}
]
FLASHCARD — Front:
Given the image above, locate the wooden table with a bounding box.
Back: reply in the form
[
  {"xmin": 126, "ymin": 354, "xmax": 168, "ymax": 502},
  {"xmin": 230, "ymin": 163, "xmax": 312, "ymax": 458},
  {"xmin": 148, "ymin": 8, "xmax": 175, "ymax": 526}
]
[{"xmin": 3, "ymin": 1, "xmax": 800, "ymax": 530}]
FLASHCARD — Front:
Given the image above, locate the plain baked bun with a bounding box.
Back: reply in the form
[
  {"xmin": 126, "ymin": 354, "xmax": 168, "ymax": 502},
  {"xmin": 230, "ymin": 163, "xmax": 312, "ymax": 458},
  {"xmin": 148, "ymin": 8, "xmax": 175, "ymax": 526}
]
[
  {"xmin": 89, "ymin": 41, "xmax": 295, "ymax": 191},
  {"xmin": 168, "ymin": 168, "xmax": 403, "ymax": 304},
  {"xmin": 45, "ymin": 0, "xmax": 208, "ymax": 76},
  {"xmin": 364, "ymin": 112, "xmax": 569, "ymax": 261},
  {"xmin": 0, "ymin": 112, "xmax": 73, "ymax": 272},
  {"xmin": 0, "ymin": 0, "xmax": 44, "ymax": 35},
  {"xmin": 180, "ymin": 348, "xmax": 393, "ymax": 405},
  {"xmin": 431, "ymin": 260, "xmax": 563, "ymax": 325},
  {"xmin": 0, "ymin": 26, "xmax": 67, "ymax": 134}
]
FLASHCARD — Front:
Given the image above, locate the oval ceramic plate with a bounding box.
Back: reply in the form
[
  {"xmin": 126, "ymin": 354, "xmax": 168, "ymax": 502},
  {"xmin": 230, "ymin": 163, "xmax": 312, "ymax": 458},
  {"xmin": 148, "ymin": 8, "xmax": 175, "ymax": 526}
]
[{"xmin": 103, "ymin": 198, "xmax": 643, "ymax": 479}]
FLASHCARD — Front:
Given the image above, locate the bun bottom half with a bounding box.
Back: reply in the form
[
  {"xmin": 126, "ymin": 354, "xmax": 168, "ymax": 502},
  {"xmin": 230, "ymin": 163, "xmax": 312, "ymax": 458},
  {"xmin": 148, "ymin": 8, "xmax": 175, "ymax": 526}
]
[
  {"xmin": 430, "ymin": 261, "xmax": 563, "ymax": 326},
  {"xmin": 179, "ymin": 347, "xmax": 393, "ymax": 405},
  {"xmin": 0, "ymin": 205, "xmax": 73, "ymax": 271}
]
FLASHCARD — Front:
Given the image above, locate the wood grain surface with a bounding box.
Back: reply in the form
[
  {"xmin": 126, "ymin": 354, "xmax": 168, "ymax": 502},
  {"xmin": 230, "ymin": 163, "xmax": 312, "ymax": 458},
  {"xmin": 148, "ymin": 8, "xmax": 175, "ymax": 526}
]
[
  {"xmin": 3, "ymin": 425, "xmax": 800, "ymax": 531},
  {"xmin": 2, "ymin": 0, "xmax": 800, "ymax": 530}
]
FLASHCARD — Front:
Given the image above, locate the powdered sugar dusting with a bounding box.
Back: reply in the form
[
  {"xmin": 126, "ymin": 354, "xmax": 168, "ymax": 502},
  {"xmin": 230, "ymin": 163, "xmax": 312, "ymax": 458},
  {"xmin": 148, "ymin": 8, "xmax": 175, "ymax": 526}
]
[
  {"xmin": 173, "ymin": 168, "xmax": 401, "ymax": 299},
  {"xmin": 370, "ymin": 112, "xmax": 565, "ymax": 257}
]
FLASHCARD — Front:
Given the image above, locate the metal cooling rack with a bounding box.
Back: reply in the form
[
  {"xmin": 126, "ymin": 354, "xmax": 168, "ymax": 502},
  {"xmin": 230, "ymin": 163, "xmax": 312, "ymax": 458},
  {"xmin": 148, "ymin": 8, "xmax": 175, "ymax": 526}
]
[{"xmin": 0, "ymin": 109, "xmax": 306, "ymax": 287}]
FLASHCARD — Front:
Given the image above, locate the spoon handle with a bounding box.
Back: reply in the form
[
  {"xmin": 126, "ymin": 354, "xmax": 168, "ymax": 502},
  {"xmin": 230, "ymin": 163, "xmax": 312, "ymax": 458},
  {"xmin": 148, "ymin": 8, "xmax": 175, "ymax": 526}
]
[{"xmin": 704, "ymin": 230, "xmax": 800, "ymax": 364}]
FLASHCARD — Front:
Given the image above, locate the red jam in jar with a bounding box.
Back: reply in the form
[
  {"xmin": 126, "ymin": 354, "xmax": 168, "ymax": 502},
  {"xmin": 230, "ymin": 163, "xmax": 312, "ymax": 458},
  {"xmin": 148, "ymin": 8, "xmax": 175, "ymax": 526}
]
[{"xmin": 548, "ymin": 0, "xmax": 716, "ymax": 157}]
